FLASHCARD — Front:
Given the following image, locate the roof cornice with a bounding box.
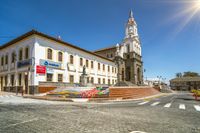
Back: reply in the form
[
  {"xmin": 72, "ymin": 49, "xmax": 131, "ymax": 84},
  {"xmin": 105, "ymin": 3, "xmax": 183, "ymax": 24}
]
[{"xmin": 0, "ymin": 30, "xmax": 114, "ymax": 63}]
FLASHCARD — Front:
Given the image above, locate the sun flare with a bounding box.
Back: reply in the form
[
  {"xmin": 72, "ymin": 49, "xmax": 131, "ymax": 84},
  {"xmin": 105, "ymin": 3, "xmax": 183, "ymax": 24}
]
[
  {"xmin": 193, "ymin": 0, "xmax": 200, "ymax": 10},
  {"xmin": 197, "ymin": 0, "xmax": 200, "ymax": 6},
  {"xmin": 166, "ymin": 0, "xmax": 200, "ymax": 35}
]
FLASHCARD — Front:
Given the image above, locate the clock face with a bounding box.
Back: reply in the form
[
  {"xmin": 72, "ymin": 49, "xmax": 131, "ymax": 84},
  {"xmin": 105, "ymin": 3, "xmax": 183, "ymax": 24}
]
[{"xmin": 129, "ymin": 26, "xmax": 133, "ymax": 33}]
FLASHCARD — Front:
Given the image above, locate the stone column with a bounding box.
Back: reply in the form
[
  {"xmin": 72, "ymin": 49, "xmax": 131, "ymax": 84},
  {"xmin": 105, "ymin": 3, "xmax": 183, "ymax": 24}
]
[
  {"xmin": 133, "ymin": 59, "xmax": 137, "ymax": 84},
  {"xmin": 141, "ymin": 63, "xmax": 144, "ymax": 85},
  {"xmin": 15, "ymin": 73, "xmax": 18, "ymax": 94},
  {"xmin": 0, "ymin": 77, "xmax": 2, "ymax": 91}
]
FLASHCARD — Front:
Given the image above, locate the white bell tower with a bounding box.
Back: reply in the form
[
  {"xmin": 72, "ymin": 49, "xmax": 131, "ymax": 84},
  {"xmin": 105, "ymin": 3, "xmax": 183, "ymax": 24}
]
[
  {"xmin": 125, "ymin": 10, "xmax": 138, "ymax": 38},
  {"xmin": 123, "ymin": 10, "xmax": 141, "ymax": 56}
]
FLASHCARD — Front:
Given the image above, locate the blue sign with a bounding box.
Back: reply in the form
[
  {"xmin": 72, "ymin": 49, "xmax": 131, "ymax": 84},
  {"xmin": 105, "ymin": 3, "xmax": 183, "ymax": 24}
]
[
  {"xmin": 40, "ymin": 59, "xmax": 61, "ymax": 69},
  {"xmin": 17, "ymin": 59, "xmax": 32, "ymax": 68}
]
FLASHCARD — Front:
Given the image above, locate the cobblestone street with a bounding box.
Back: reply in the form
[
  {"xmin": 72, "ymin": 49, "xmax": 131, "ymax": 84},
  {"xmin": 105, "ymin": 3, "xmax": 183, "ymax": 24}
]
[{"xmin": 0, "ymin": 93, "xmax": 200, "ymax": 133}]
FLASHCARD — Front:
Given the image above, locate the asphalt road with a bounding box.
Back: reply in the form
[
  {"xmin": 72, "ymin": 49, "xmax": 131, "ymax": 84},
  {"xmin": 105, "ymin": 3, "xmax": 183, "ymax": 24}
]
[{"xmin": 0, "ymin": 92, "xmax": 200, "ymax": 133}]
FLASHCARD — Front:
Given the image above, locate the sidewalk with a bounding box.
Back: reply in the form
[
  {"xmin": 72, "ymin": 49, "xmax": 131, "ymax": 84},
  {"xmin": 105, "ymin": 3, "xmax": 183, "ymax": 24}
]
[{"xmin": 0, "ymin": 91, "xmax": 29, "ymax": 97}]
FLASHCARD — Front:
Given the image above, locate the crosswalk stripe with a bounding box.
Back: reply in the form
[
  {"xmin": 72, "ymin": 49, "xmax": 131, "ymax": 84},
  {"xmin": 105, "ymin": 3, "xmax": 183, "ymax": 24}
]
[
  {"xmin": 194, "ymin": 105, "xmax": 200, "ymax": 112},
  {"xmin": 138, "ymin": 101, "xmax": 149, "ymax": 105},
  {"xmin": 151, "ymin": 102, "xmax": 160, "ymax": 106},
  {"xmin": 179, "ymin": 104, "xmax": 186, "ymax": 110},
  {"xmin": 164, "ymin": 103, "xmax": 171, "ymax": 108},
  {"xmin": 0, "ymin": 95, "xmax": 16, "ymax": 98}
]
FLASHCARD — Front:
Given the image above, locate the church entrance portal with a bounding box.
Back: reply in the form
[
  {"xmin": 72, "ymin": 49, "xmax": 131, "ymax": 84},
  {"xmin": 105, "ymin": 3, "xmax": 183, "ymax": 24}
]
[
  {"xmin": 126, "ymin": 67, "xmax": 131, "ymax": 81},
  {"xmin": 122, "ymin": 68, "xmax": 125, "ymax": 81},
  {"xmin": 137, "ymin": 68, "xmax": 141, "ymax": 84}
]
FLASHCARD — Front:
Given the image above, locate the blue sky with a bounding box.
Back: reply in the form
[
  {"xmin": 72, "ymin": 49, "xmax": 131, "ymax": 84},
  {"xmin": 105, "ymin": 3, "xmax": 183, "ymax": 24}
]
[{"xmin": 0, "ymin": 0, "xmax": 200, "ymax": 81}]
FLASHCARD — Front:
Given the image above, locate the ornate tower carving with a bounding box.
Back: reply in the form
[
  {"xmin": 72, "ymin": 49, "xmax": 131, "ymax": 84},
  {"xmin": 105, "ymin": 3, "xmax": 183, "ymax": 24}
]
[{"xmin": 121, "ymin": 10, "xmax": 143, "ymax": 85}]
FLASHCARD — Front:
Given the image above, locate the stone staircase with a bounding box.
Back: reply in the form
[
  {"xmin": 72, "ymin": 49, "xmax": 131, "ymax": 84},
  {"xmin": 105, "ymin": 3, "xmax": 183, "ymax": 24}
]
[
  {"xmin": 109, "ymin": 87, "xmax": 160, "ymax": 99},
  {"xmin": 115, "ymin": 81, "xmax": 137, "ymax": 86}
]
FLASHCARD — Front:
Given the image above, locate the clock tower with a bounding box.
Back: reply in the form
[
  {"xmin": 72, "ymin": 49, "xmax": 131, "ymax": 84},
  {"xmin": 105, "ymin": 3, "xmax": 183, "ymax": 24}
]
[
  {"xmin": 121, "ymin": 10, "xmax": 143, "ymax": 84},
  {"xmin": 94, "ymin": 10, "xmax": 143, "ymax": 85},
  {"xmin": 125, "ymin": 10, "xmax": 138, "ymax": 39}
]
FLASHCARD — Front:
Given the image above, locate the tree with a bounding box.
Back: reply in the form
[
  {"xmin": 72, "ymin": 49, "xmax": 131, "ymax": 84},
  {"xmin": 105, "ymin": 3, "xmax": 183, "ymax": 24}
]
[
  {"xmin": 176, "ymin": 73, "xmax": 182, "ymax": 78},
  {"xmin": 183, "ymin": 71, "xmax": 199, "ymax": 77}
]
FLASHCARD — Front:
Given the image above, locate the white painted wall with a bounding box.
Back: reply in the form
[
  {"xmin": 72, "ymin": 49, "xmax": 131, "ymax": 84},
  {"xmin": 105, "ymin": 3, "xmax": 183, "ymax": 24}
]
[
  {"xmin": 33, "ymin": 35, "xmax": 117, "ymax": 85},
  {"xmin": 0, "ymin": 35, "xmax": 117, "ymax": 89},
  {"xmin": 0, "ymin": 36, "xmax": 35, "ymax": 88}
]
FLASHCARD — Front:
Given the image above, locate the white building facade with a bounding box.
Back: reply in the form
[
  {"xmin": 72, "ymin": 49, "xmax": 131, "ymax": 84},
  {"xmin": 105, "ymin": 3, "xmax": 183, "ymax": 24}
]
[{"xmin": 0, "ymin": 31, "xmax": 117, "ymax": 94}]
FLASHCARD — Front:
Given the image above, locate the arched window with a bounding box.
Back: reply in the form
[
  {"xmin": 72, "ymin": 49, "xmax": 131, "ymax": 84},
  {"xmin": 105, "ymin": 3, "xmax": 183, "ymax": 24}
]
[
  {"xmin": 1, "ymin": 56, "xmax": 4, "ymax": 66},
  {"xmin": 103, "ymin": 78, "xmax": 105, "ymax": 84},
  {"xmin": 86, "ymin": 60, "xmax": 89, "ymax": 68},
  {"xmin": 98, "ymin": 63, "xmax": 100, "ymax": 70},
  {"xmin": 5, "ymin": 54, "xmax": 8, "ymax": 65},
  {"xmin": 110, "ymin": 54, "xmax": 113, "ymax": 58},
  {"xmin": 19, "ymin": 49, "xmax": 23, "ymax": 61},
  {"xmin": 107, "ymin": 54, "xmax": 109, "ymax": 58},
  {"xmin": 58, "ymin": 52, "xmax": 63, "ymax": 62},
  {"xmin": 108, "ymin": 79, "xmax": 110, "ymax": 85},
  {"xmin": 127, "ymin": 44, "xmax": 130, "ymax": 53},
  {"xmin": 91, "ymin": 61, "xmax": 93, "ymax": 68},
  {"xmin": 80, "ymin": 58, "xmax": 83, "ymax": 66},
  {"xmin": 91, "ymin": 77, "xmax": 94, "ymax": 84},
  {"xmin": 70, "ymin": 55, "xmax": 74, "ymax": 64},
  {"xmin": 25, "ymin": 47, "xmax": 29, "ymax": 59},
  {"xmin": 11, "ymin": 52, "xmax": 16, "ymax": 63},
  {"xmin": 47, "ymin": 48, "xmax": 53, "ymax": 60},
  {"xmin": 98, "ymin": 78, "xmax": 101, "ymax": 84}
]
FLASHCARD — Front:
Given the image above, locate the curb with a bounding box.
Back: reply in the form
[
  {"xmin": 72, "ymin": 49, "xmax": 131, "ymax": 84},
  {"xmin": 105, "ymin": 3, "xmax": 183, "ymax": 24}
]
[{"xmin": 23, "ymin": 96, "xmax": 73, "ymax": 102}]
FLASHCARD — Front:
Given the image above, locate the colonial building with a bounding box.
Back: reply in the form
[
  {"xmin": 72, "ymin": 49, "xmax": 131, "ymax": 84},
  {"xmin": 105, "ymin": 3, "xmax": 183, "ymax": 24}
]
[
  {"xmin": 0, "ymin": 30, "xmax": 117, "ymax": 94},
  {"xmin": 94, "ymin": 10, "xmax": 143, "ymax": 85},
  {"xmin": 170, "ymin": 77, "xmax": 200, "ymax": 91},
  {"xmin": 0, "ymin": 10, "xmax": 144, "ymax": 94}
]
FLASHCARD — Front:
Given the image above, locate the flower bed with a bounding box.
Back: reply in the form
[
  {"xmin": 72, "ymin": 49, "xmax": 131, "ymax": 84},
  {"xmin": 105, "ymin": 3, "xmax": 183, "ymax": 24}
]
[{"xmin": 47, "ymin": 87, "xmax": 109, "ymax": 98}]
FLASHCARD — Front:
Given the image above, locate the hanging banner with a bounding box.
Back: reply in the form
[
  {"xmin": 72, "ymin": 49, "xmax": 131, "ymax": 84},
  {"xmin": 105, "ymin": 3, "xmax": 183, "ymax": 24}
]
[{"xmin": 36, "ymin": 65, "xmax": 46, "ymax": 74}]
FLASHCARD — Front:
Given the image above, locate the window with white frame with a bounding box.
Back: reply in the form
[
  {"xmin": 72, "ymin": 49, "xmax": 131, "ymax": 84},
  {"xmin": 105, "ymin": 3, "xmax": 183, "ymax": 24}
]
[
  {"xmin": 69, "ymin": 55, "xmax": 74, "ymax": 64},
  {"xmin": 25, "ymin": 47, "xmax": 29, "ymax": 59},
  {"xmin": 19, "ymin": 49, "xmax": 23, "ymax": 61},
  {"xmin": 47, "ymin": 48, "xmax": 53, "ymax": 60},
  {"xmin": 11, "ymin": 52, "xmax": 15, "ymax": 63},
  {"xmin": 58, "ymin": 74, "xmax": 63, "ymax": 82},
  {"xmin": 69, "ymin": 75, "xmax": 74, "ymax": 83},
  {"xmin": 58, "ymin": 52, "xmax": 63, "ymax": 62},
  {"xmin": 47, "ymin": 73, "xmax": 53, "ymax": 82}
]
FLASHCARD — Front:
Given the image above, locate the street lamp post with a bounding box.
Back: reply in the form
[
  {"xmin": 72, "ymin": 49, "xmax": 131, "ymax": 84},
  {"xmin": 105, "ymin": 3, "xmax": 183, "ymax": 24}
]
[{"xmin": 157, "ymin": 76, "xmax": 163, "ymax": 90}]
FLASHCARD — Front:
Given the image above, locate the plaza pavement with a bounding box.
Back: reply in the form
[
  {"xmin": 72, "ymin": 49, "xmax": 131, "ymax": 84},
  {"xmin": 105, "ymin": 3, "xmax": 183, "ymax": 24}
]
[{"xmin": 0, "ymin": 92, "xmax": 199, "ymax": 133}]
